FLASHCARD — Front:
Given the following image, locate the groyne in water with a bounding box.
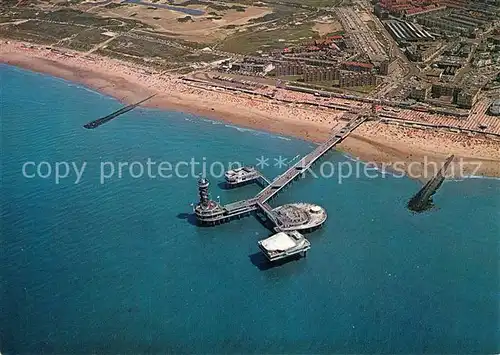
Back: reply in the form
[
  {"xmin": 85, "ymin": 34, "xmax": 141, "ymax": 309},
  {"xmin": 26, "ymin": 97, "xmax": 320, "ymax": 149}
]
[
  {"xmin": 408, "ymin": 155, "xmax": 455, "ymax": 212},
  {"xmin": 83, "ymin": 94, "xmax": 156, "ymax": 129}
]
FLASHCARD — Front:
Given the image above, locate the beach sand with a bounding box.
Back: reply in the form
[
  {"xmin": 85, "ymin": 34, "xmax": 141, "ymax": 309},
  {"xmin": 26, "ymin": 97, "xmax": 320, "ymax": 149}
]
[{"xmin": 2, "ymin": 40, "xmax": 499, "ymax": 179}]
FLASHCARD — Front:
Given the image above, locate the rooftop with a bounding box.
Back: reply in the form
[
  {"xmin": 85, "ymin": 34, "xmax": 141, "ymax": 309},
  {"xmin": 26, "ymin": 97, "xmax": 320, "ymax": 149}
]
[
  {"xmin": 258, "ymin": 231, "xmax": 311, "ymax": 261},
  {"xmin": 260, "ymin": 232, "xmax": 296, "ymax": 251},
  {"xmin": 343, "ymin": 61, "xmax": 374, "ymax": 69},
  {"xmin": 425, "ymin": 68, "xmax": 444, "ymax": 78},
  {"xmin": 273, "ymin": 203, "xmax": 327, "ymax": 231}
]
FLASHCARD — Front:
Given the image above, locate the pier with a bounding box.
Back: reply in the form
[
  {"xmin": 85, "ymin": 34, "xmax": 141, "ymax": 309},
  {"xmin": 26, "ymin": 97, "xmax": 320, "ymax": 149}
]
[
  {"xmin": 254, "ymin": 113, "xmax": 369, "ymax": 204},
  {"xmin": 194, "ymin": 108, "xmax": 372, "ymax": 227},
  {"xmin": 193, "ymin": 107, "xmax": 373, "ymax": 261}
]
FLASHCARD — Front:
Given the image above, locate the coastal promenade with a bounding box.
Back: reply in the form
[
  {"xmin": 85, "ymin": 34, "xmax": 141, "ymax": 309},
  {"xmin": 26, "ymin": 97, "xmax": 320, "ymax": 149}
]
[{"xmin": 182, "ymin": 76, "xmax": 500, "ymax": 138}]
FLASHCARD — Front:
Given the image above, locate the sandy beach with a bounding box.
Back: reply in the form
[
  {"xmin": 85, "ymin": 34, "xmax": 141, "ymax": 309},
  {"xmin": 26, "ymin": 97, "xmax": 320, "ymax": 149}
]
[{"xmin": 2, "ymin": 40, "xmax": 500, "ymax": 179}]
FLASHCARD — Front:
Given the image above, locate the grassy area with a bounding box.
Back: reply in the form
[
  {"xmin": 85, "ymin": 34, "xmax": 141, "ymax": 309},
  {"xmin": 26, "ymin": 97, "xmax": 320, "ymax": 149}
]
[
  {"xmin": 65, "ymin": 28, "xmax": 112, "ymax": 52},
  {"xmin": 290, "ymin": 80, "xmax": 337, "ymax": 91},
  {"xmin": 220, "ymin": 23, "xmax": 317, "ymax": 54},
  {"xmin": 0, "ymin": 25, "xmax": 53, "ymax": 45},
  {"xmin": 0, "ymin": 5, "xmax": 216, "ymax": 66},
  {"xmin": 0, "ymin": 15, "xmax": 146, "ymax": 50},
  {"xmin": 279, "ymin": 0, "xmax": 341, "ymax": 6},
  {"xmin": 96, "ymin": 46, "xmax": 214, "ymax": 71},
  {"xmin": 0, "ymin": 20, "xmax": 84, "ymax": 45},
  {"xmin": 325, "ymin": 30, "xmax": 345, "ymax": 37},
  {"xmin": 1, "ymin": 0, "xmax": 23, "ymax": 5},
  {"xmin": 246, "ymin": 11, "xmax": 284, "ymax": 24},
  {"xmin": 104, "ymin": 2, "xmax": 126, "ymax": 9},
  {"xmin": 103, "ymin": 35, "xmax": 222, "ymax": 63},
  {"xmin": 346, "ymin": 85, "xmax": 376, "ymax": 94},
  {"xmin": 277, "ymin": 75, "xmax": 303, "ymax": 81},
  {"xmin": 96, "ymin": 48, "xmax": 168, "ymax": 69},
  {"xmin": 106, "ymin": 36, "xmax": 190, "ymax": 59},
  {"xmin": 1, "ymin": 7, "xmax": 43, "ymax": 20},
  {"xmin": 178, "ymin": 0, "xmax": 246, "ymax": 11},
  {"xmin": 41, "ymin": 9, "xmax": 152, "ymax": 31},
  {"xmin": 184, "ymin": 52, "xmax": 221, "ymax": 62},
  {"xmin": 0, "ymin": 0, "xmax": 343, "ymax": 71},
  {"xmin": 130, "ymin": 31, "xmax": 209, "ymax": 50},
  {"xmin": 42, "ymin": 9, "xmax": 112, "ymax": 26},
  {"xmin": 0, "ymin": 7, "xmax": 153, "ymax": 30}
]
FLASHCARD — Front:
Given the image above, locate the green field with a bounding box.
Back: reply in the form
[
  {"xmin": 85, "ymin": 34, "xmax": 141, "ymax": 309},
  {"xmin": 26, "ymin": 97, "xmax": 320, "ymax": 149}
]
[
  {"xmin": 220, "ymin": 23, "xmax": 318, "ymax": 54},
  {"xmin": 66, "ymin": 28, "xmax": 112, "ymax": 52},
  {"xmin": 178, "ymin": 0, "xmax": 342, "ymax": 8},
  {"xmin": 0, "ymin": 20, "xmax": 84, "ymax": 45}
]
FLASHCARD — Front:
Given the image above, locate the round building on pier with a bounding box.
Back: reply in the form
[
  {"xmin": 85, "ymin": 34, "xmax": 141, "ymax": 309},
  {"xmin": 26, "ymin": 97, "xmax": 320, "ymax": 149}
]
[{"xmin": 273, "ymin": 203, "xmax": 327, "ymax": 232}]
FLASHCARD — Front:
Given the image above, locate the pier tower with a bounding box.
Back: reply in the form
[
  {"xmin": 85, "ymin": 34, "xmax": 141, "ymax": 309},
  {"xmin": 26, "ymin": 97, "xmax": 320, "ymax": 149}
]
[
  {"xmin": 194, "ymin": 177, "xmax": 225, "ymax": 225},
  {"xmin": 198, "ymin": 177, "xmax": 210, "ymax": 206}
]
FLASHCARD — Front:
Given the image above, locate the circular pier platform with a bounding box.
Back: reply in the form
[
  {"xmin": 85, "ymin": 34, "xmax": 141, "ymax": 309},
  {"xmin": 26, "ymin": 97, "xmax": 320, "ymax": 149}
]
[{"xmin": 273, "ymin": 203, "xmax": 327, "ymax": 232}]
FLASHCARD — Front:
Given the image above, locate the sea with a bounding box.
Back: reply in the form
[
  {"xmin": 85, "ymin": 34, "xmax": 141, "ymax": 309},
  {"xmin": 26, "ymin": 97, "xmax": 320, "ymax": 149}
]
[{"xmin": 1, "ymin": 64, "xmax": 499, "ymax": 354}]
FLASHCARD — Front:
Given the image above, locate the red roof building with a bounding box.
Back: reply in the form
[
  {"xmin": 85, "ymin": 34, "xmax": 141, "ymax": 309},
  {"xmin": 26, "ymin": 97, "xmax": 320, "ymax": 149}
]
[
  {"xmin": 342, "ymin": 61, "xmax": 374, "ymax": 71},
  {"xmin": 379, "ymin": 0, "xmax": 443, "ymax": 15}
]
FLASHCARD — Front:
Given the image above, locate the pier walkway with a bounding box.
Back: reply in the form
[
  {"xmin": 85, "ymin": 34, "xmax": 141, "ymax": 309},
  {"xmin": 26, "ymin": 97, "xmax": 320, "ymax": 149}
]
[
  {"xmin": 256, "ymin": 200, "xmax": 283, "ymax": 230},
  {"xmin": 255, "ymin": 113, "xmax": 369, "ymax": 204},
  {"xmin": 217, "ymin": 110, "xmax": 371, "ymax": 224}
]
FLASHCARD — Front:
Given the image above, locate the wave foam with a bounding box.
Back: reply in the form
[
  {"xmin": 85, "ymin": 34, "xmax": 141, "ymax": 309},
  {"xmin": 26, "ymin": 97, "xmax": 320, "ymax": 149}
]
[{"xmin": 224, "ymin": 124, "xmax": 257, "ymax": 133}]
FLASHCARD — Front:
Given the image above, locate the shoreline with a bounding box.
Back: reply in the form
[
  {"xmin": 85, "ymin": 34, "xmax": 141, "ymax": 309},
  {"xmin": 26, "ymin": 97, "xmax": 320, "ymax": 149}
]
[{"xmin": 2, "ymin": 40, "xmax": 500, "ymax": 179}]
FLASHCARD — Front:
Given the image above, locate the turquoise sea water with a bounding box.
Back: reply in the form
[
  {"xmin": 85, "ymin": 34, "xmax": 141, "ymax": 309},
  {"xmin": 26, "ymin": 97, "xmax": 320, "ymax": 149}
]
[{"xmin": 1, "ymin": 64, "xmax": 499, "ymax": 354}]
